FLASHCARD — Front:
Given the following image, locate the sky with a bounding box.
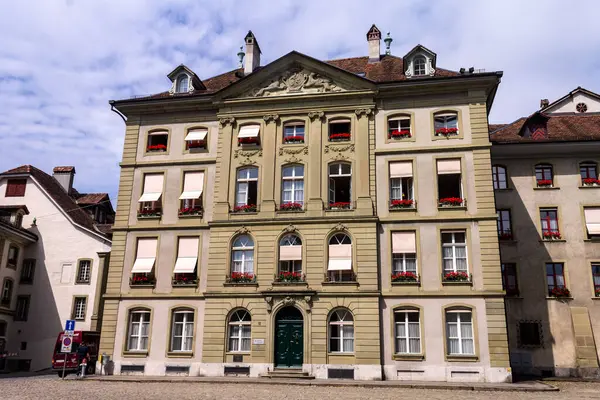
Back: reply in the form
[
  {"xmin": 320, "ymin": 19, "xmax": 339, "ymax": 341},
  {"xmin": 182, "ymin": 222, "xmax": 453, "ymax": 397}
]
[{"xmin": 1, "ymin": 0, "xmax": 600, "ymax": 200}]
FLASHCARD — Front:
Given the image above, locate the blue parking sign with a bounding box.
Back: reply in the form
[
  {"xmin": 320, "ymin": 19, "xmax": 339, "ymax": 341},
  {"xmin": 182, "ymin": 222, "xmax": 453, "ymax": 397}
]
[{"xmin": 65, "ymin": 320, "xmax": 75, "ymax": 331}]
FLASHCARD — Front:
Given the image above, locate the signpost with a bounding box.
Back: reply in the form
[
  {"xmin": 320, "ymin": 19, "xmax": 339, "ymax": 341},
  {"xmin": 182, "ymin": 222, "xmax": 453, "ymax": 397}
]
[{"xmin": 61, "ymin": 320, "xmax": 76, "ymax": 379}]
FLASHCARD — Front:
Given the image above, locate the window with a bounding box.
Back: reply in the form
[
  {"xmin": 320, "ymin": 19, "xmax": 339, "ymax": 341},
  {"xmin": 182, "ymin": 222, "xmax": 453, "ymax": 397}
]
[
  {"xmin": 127, "ymin": 309, "xmax": 151, "ymax": 351},
  {"xmin": 446, "ymin": 310, "xmax": 474, "ymax": 355},
  {"xmin": 173, "ymin": 237, "xmax": 199, "ymax": 283},
  {"xmin": 283, "ymin": 123, "xmax": 305, "ymax": 143},
  {"xmin": 328, "ymin": 163, "xmax": 352, "ymax": 207},
  {"xmin": 15, "ymin": 296, "xmax": 30, "ymax": 321},
  {"xmin": 76, "ymin": 260, "xmax": 91, "ymax": 284},
  {"xmin": 281, "ymin": 165, "xmax": 304, "ymax": 207},
  {"xmin": 146, "ymin": 130, "xmax": 168, "ymax": 152},
  {"xmin": 388, "ymin": 116, "xmax": 411, "ymax": 139},
  {"xmin": 131, "ymin": 238, "xmax": 158, "ymax": 280},
  {"xmin": 231, "ymin": 235, "xmax": 254, "ymax": 274},
  {"xmin": 72, "ymin": 297, "xmax": 87, "ymax": 320},
  {"xmin": 539, "ymin": 208, "xmax": 559, "ymax": 238},
  {"xmin": 329, "ymin": 309, "xmax": 354, "ymax": 353},
  {"xmin": 7, "ymin": 246, "xmax": 18, "ymax": 269},
  {"xmin": 1, "ymin": 279, "xmax": 13, "ymax": 307},
  {"xmin": 0, "ymin": 321, "xmax": 6, "ymax": 336},
  {"xmin": 138, "ymin": 174, "xmax": 164, "ymax": 217},
  {"xmin": 176, "ymin": 74, "xmax": 188, "ymax": 93},
  {"xmin": 437, "ymin": 159, "xmax": 462, "ymax": 205},
  {"xmin": 592, "ymin": 264, "xmax": 600, "ymax": 296},
  {"xmin": 492, "ymin": 165, "xmax": 507, "ymax": 189},
  {"xmin": 580, "ymin": 161, "xmax": 598, "ymax": 184},
  {"xmin": 179, "ymin": 171, "xmax": 205, "ymax": 215},
  {"xmin": 279, "ymin": 234, "xmax": 302, "ymax": 276},
  {"xmin": 329, "ymin": 120, "xmax": 351, "ymax": 141},
  {"xmin": 228, "ymin": 309, "xmax": 251, "ymax": 352},
  {"xmin": 170, "ymin": 309, "xmax": 194, "ymax": 352},
  {"xmin": 441, "ymin": 231, "xmax": 468, "ymax": 274},
  {"xmin": 413, "ymin": 56, "xmax": 427, "ymax": 76},
  {"xmin": 392, "ymin": 232, "xmax": 417, "ymax": 274},
  {"xmin": 519, "ymin": 322, "xmax": 542, "ymax": 347},
  {"xmin": 235, "ymin": 167, "xmax": 258, "ymax": 208},
  {"xmin": 584, "ymin": 208, "xmax": 600, "ymax": 239},
  {"xmin": 237, "ymin": 124, "xmax": 260, "ymax": 146},
  {"xmin": 394, "ymin": 310, "xmax": 421, "ymax": 354},
  {"xmin": 389, "ymin": 162, "xmax": 413, "ymax": 206},
  {"xmin": 5, "ymin": 179, "xmax": 26, "ymax": 197},
  {"xmin": 501, "ymin": 263, "xmax": 519, "ymax": 296},
  {"xmin": 434, "ymin": 112, "xmax": 458, "ymax": 136},
  {"xmin": 327, "ymin": 233, "xmax": 353, "ymax": 282},
  {"xmin": 497, "ymin": 209, "xmax": 512, "ymax": 240},
  {"xmin": 546, "ymin": 262, "xmax": 566, "ymax": 296},
  {"xmin": 535, "ymin": 164, "xmax": 553, "ymax": 186},
  {"xmin": 185, "ymin": 128, "xmax": 208, "ymax": 150},
  {"xmin": 20, "ymin": 259, "xmax": 36, "ymax": 284}
]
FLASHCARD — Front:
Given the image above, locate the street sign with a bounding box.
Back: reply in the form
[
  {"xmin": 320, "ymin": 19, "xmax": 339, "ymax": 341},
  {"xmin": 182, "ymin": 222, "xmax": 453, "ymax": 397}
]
[
  {"xmin": 65, "ymin": 320, "xmax": 76, "ymax": 332},
  {"xmin": 61, "ymin": 336, "xmax": 73, "ymax": 353}
]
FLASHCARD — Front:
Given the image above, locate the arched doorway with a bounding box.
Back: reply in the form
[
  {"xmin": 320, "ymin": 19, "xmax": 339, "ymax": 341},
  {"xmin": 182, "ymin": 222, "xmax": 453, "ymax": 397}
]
[{"xmin": 274, "ymin": 306, "xmax": 303, "ymax": 368}]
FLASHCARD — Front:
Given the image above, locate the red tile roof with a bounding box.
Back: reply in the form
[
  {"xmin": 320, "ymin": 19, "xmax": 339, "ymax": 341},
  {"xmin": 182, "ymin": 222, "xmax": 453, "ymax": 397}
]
[
  {"xmin": 75, "ymin": 193, "xmax": 109, "ymax": 205},
  {"xmin": 490, "ymin": 114, "xmax": 600, "ymax": 144}
]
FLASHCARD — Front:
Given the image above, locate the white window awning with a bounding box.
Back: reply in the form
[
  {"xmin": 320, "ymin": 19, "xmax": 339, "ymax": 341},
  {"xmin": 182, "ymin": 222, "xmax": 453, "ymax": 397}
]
[
  {"xmin": 328, "ymin": 259, "xmax": 352, "ymax": 271},
  {"xmin": 179, "ymin": 191, "xmax": 203, "ymax": 200},
  {"xmin": 280, "ymin": 245, "xmax": 302, "ymax": 261},
  {"xmin": 585, "ymin": 208, "xmax": 600, "ymax": 235},
  {"xmin": 390, "ymin": 162, "xmax": 413, "ymax": 178},
  {"xmin": 185, "ymin": 129, "xmax": 208, "ymax": 141},
  {"xmin": 139, "ymin": 192, "xmax": 162, "ymax": 202},
  {"xmin": 179, "ymin": 172, "xmax": 205, "ymax": 200},
  {"xmin": 392, "ymin": 231, "xmax": 416, "ymax": 253},
  {"xmin": 131, "ymin": 257, "xmax": 155, "ymax": 273},
  {"xmin": 173, "ymin": 257, "xmax": 198, "ymax": 273},
  {"xmin": 437, "ymin": 159, "xmax": 461, "ymax": 175},
  {"xmin": 238, "ymin": 125, "xmax": 260, "ymax": 138}
]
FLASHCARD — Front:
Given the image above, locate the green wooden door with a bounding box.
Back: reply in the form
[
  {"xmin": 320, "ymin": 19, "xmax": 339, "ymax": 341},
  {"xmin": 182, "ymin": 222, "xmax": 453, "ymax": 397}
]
[{"xmin": 275, "ymin": 308, "xmax": 303, "ymax": 368}]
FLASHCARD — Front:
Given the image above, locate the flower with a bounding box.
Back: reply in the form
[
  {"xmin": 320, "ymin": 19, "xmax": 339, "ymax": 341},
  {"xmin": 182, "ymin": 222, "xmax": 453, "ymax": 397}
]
[
  {"xmin": 389, "ymin": 129, "xmax": 411, "ymax": 139},
  {"xmin": 435, "ymin": 127, "xmax": 459, "ymax": 136},
  {"xmin": 233, "ymin": 204, "xmax": 257, "ymax": 213},
  {"xmin": 284, "ymin": 135, "xmax": 304, "ymax": 143},
  {"xmin": 439, "ymin": 197, "xmax": 463, "ymax": 206},
  {"xmin": 329, "ymin": 202, "xmax": 351, "ymax": 209},
  {"xmin": 543, "ymin": 231, "xmax": 561, "ymax": 239},
  {"xmin": 583, "ymin": 178, "xmax": 600, "ymax": 186},
  {"xmin": 390, "ymin": 199, "xmax": 414, "ymax": 208},
  {"xmin": 279, "ymin": 202, "xmax": 303, "ymax": 211},
  {"xmin": 228, "ymin": 272, "xmax": 256, "ymax": 283},
  {"xmin": 550, "ymin": 287, "xmax": 570, "ymax": 298},
  {"xmin": 391, "ymin": 272, "xmax": 418, "ymax": 282},
  {"xmin": 537, "ymin": 179, "xmax": 553, "ymax": 186},
  {"xmin": 187, "ymin": 140, "xmax": 206, "ymax": 149},
  {"xmin": 238, "ymin": 137, "xmax": 260, "ymax": 145},
  {"xmin": 276, "ymin": 271, "xmax": 304, "ymax": 282},
  {"xmin": 329, "ymin": 133, "xmax": 351, "ymax": 141},
  {"xmin": 130, "ymin": 274, "xmax": 155, "ymax": 285},
  {"xmin": 595, "ymin": 288, "xmax": 600, "ymax": 297},
  {"xmin": 443, "ymin": 271, "xmax": 470, "ymax": 282},
  {"xmin": 179, "ymin": 206, "xmax": 203, "ymax": 215},
  {"xmin": 147, "ymin": 144, "xmax": 167, "ymax": 151}
]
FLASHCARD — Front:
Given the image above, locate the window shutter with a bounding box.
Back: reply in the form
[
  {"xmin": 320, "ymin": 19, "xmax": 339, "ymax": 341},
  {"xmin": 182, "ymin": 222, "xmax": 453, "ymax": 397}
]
[
  {"xmin": 392, "ymin": 232, "xmax": 416, "ymax": 253},
  {"xmin": 437, "ymin": 159, "xmax": 461, "ymax": 175},
  {"xmin": 280, "ymin": 245, "xmax": 302, "ymax": 261},
  {"xmin": 390, "ymin": 162, "xmax": 413, "ymax": 178}
]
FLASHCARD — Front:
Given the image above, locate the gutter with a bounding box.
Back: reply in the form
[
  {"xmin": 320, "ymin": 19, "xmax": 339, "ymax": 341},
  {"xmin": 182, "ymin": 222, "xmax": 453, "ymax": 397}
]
[{"xmin": 110, "ymin": 101, "xmax": 127, "ymax": 123}]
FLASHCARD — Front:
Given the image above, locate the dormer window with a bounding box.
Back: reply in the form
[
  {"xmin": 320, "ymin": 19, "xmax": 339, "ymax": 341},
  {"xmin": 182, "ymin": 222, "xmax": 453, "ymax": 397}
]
[
  {"xmin": 413, "ymin": 56, "xmax": 426, "ymax": 76},
  {"xmin": 176, "ymin": 74, "xmax": 189, "ymax": 93}
]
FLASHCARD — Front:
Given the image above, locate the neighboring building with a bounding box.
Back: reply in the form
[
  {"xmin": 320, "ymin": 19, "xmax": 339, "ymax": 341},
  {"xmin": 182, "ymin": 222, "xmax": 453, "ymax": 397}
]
[
  {"xmin": 101, "ymin": 25, "xmax": 510, "ymax": 382},
  {"xmin": 0, "ymin": 165, "xmax": 113, "ymax": 372},
  {"xmin": 490, "ymin": 87, "xmax": 600, "ymax": 377}
]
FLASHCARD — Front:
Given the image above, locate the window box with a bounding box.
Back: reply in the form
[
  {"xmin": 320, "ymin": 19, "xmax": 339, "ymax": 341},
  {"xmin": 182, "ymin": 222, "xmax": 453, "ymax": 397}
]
[
  {"xmin": 595, "ymin": 288, "xmax": 600, "ymax": 298},
  {"xmin": 328, "ymin": 202, "xmax": 351, "ymax": 210},
  {"xmin": 542, "ymin": 231, "xmax": 561, "ymax": 240},
  {"xmin": 147, "ymin": 144, "xmax": 167, "ymax": 152},
  {"xmin": 442, "ymin": 272, "xmax": 471, "ymax": 282},
  {"xmin": 275, "ymin": 272, "xmax": 305, "ymax": 283},
  {"xmin": 389, "ymin": 130, "xmax": 411, "ymax": 139},
  {"xmin": 434, "ymin": 127, "xmax": 458, "ymax": 137},
  {"xmin": 238, "ymin": 137, "xmax": 260, "ymax": 146},
  {"xmin": 391, "ymin": 272, "xmax": 419, "ymax": 283},
  {"xmin": 329, "ymin": 133, "xmax": 351, "ymax": 142},
  {"xmin": 172, "ymin": 273, "xmax": 198, "ymax": 287},
  {"xmin": 226, "ymin": 273, "xmax": 256, "ymax": 284},
  {"xmin": 583, "ymin": 178, "xmax": 600, "ymax": 187},
  {"xmin": 498, "ymin": 231, "xmax": 513, "ymax": 241},
  {"xmin": 186, "ymin": 140, "xmax": 206, "ymax": 150},
  {"xmin": 137, "ymin": 209, "xmax": 162, "ymax": 219},
  {"xmin": 283, "ymin": 136, "xmax": 304, "ymax": 144},
  {"xmin": 536, "ymin": 179, "xmax": 553, "ymax": 188},
  {"xmin": 278, "ymin": 202, "xmax": 303, "ymax": 212},
  {"xmin": 324, "ymin": 271, "xmax": 357, "ymax": 283},
  {"xmin": 178, "ymin": 207, "xmax": 203, "ymax": 217},
  {"xmin": 438, "ymin": 197, "xmax": 464, "ymax": 207},
  {"xmin": 549, "ymin": 287, "xmax": 570, "ymax": 298},
  {"xmin": 129, "ymin": 273, "xmax": 156, "ymax": 287},
  {"xmin": 232, "ymin": 204, "xmax": 257, "ymax": 213},
  {"xmin": 390, "ymin": 199, "xmax": 414, "ymax": 210}
]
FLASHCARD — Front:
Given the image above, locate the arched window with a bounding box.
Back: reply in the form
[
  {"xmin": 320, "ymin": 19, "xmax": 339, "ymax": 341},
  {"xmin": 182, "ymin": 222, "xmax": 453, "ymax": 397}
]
[
  {"xmin": 433, "ymin": 111, "xmax": 458, "ymax": 136},
  {"xmin": 1, "ymin": 279, "xmax": 13, "ymax": 307},
  {"xmin": 394, "ymin": 308, "xmax": 421, "ymax": 354},
  {"xmin": 170, "ymin": 308, "xmax": 194, "ymax": 352},
  {"xmin": 327, "ymin": 233, "xmax": 353, "ymax": 282},
  {"xmin": 231, "ymin": 235, "xmax": 254, "ymax": 275},
  {"xmin": 535, "ymin": 163, "xmax": 553, "ymax": 187},
  {"xmin": 445, "ymin": 308, "xmax": 475, "ymax": 355},
  {"xmin": 176, "ymin": 74, "xmax": 189, "ymax": 93},
  {"xmin": 580, "ymin": 161, "xmax": 598, "ymax": 185},
  {"xmin": 329, "ymin": 309, "xmax": 354, "ymax": 353},
  {"xmin": 328, "ymin": 163, "xmax": 352, "ymax": 208},
  {"xmin": 328, "ymin": 119, "xmax": 351, "ymax": 142},
  {"xmin": 228, "ymin": 309, "xmax": 251, "ymax": 352},
  {"xmin": 413, "ymin": 56, "xmax": 427, "ymax": 76},
  {"xmin": 235, "ymin": 167, "xmax": 258, "ymax": 210},
  {"xmin": 126, "ymin": 308, "xmax": 151, "ymax": 352},
  {"xmin": 281, "ymin": 165, "xmax": 304, "ymax": 208},
  {"xmin": 278, "ymin": 234, "xmax": 302, "ymax": 278},
  {"xmin": 492, "ymin": 165, "xmax": 508, "ymax": 189}
]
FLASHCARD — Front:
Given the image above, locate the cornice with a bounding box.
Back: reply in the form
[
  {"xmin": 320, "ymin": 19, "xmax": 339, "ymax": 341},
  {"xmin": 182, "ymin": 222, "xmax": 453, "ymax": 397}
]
[{"xmin": 120, "ymin": 158, "xmax": 217, "ymax": 169}]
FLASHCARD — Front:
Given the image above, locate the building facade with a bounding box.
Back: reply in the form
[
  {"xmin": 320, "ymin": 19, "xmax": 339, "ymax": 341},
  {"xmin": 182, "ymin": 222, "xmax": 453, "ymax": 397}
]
[
  {"xmin": 100, "ymin": 26, "xmax": 510, "ymax": 382},
  {"xmin": 0, "ymin": 166, "xmax": 113, "ymax": 372},
  {"xmin": 491, "ymin": 87, "xmax": 600, "ymax": 378}
]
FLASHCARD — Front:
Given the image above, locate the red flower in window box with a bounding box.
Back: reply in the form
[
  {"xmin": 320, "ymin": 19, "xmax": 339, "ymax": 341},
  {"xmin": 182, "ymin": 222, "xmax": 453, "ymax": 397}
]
[
  {"xmin": 129, "ymin": 273, "xmax": 156, "ymax": 286},
  {"xmin": 178, "ymin": 206, "xmax": 203, "ymax": 216},
  {"xmin": 390, "ymin": 199, "xmax": 414, "ymax": 209},
  {"xmin": 435, "ymin": 127, "xmax": 458, "ymax": 136},
  {"xmin": 537, "ymin": 179, "xmax": 553, "ymax": 187},
  {"xmin": 284, "ymin": 135, "xmax": 304, "ymax": 144},
  {"xmin": 227, "ymin": 272, "xmax": 256, "ymax": 283},
  {"xmin": 549, "ymin": 287, "xmax": 570, "ymax": 298},
  {"xmin": 137, "ymin": 209, "xmax": 162, "ymax": 218},
  {"xmin": 147, "ymin": 144, "xmax": 167, "ymax": 152},
  {"xmin": 391, "ymin": 272, "xmax": 418, "ymax": 282},
  {"xmin": 172, "ymin": 273, "xmax": 198, "ymax": 286},
  {"xmin": 329, "ymin": 133, "xmax": 351, "ymax": 141},
  {"xmin": 279, "ymin": 202, "xmax": 303, "ymax": 211},
  {"xmin": 389, "ymin": 130, "xmax": 411, "ymax": 139},
  {"xmin": 543, "ymin": 230, "xmax": 561, "ymax": 240},
  {"xmin": 583, "ymin": 178, "xmax": 600, "ymax": 186},
  {"xmin": 233, "ymin": 204, "xmax": 257, "ymax": 213},
  {"xmin": 329, "ymin": 202, "xmax": 351, "ymax": 209},
  {"xmin": 187, "ymin": 140, "xmax": 206, "ymax": 149},
  {"xmin": 498, "ymin": 231, "xmax": 513, "ymax": 240},
  {"xmin": 238, "ymin": 137, "xmax": 260, "ymax": 145},
  {"xmin": 443, "ymin": 271, "xmax": 470, "ymax": 282},
  {"xmin": 439, "ymin": 197, "xmax": 464, "ymax": 206},
  {"xmin": 276, "ymin": 271, "xmax": 304, "ymax": 283},
  {"xmin": 595, "ymin": 288, "xmax": 600, "ymax": 298}
]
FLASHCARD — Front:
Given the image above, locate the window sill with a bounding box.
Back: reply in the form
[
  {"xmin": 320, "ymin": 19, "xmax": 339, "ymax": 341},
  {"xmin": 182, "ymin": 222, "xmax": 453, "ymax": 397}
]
[
  {"xmin": 389, "ymin": 207, "xmax": 417, "ymax": 212},
  {"xmin": 546, "ymin": 296, "xmax": 573, "ymax": 300},
  {"xmin": 172, "ymin": 282, "xmax": 199, "ymax": 288},
  {"xmin": 579, "ymin": 185, "xmax": 600, "ymax": 189},
  {"xmin": 137, "ymin": 215, "xmax": 162, "ymax": 220},
  {"xmin": 391, "ymin": 281, "xmax": 421, "ymax": 286},
  {"xmin": 533, "ymin": 186, "xmax": 560, "ymax": 190},
  {"xmin": 185, "ymin": 147, "xmax": 208, "ymax": 154},
  {"xmin": 281, "ymin": 142, "xmax": 306, "ymax": 147},
  {"xmin": 123, "ymin": 351, "xmax": 148, "ymax": 358},
  {"xmin": 230, "ymin": 211, "xmax": 259, "ymax": 216},
  {"xmin": 540, "ymin": 239, "xmax": 567, "ymax": 243},
  {"xmin": 591, "ymin": 297, "xmax": 600, "ymax": 300},
  {"xmin": 322, "ymin": 281, "xmax": 359, "ymax": 286},
  {"xmin": 584, "ymin": 239, "xmax": 600, "ymax": 242},
  {"xmin": 144, "ymin": 150, "xmax": 169, "ymax": 156},
  {"xmin": 442, "ymin": 281, "xmax": 473, "ymax": 286},
  {"xmin": 437, "ymin": 206, "xmax": 467, "ymax": 211},
  {"xmin": 166, "ymin": 351, "xmax": 194, "ymax": 358},
  {"xmin": 393, "ymin": 354, "xmax": 424, "ymax": 361},
  {"xmin": 178, "ymin": 213, "xmax": 203, "ymax": 219},
  {"xmin": 275, "ymin": 210, "xmax": 305, "ymax": 215},
  {"xmin": 129, "ymin": 284, "xmax": 156, "ymax": 289},
  {"xmin": 223, "ymin": 282, "xmax": 259, "ymax": 287},
  {"xmin": 272, "ymin": 281, "xmax": 308, "ymax": 287},
  {"xmin": 75, "ymin": 281, "xmax": 91, "ymax": 285},
  {"xmin": 432, "ymin": 134, "xmax": 463, "ymax": 141},
  {"xmin": 446, "ymin": 355, "xmax": 478, "ymax": 362},
  {"xmin": 325, "ymin": 207, "xmax": 354, "ymax": 212}
]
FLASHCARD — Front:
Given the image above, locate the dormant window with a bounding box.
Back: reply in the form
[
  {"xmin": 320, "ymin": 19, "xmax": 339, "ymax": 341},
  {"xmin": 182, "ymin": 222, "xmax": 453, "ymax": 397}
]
[
  {"xmin": 1, "ymin": 279, "xmax": 13, "ymax": 306},
  {"xmin": 283, "ymin": 123, "xmax": 305, "ymax": 144},
  {"xmin": 413, "ymin": 56, "xmax": 427, "ymax": 76},
  {"xmin": 176, "ymin": 74, "xmax": 189, "ymax": 93},
  {"xmin": 492, "ymin": 165, "xmax": 507, "ymax": 189},
  {"xmin": 76, "ymin": 260, "xmax": 91, "ymax": 284},
  {"xmin": 387, "ymin": 116, "xmax": 411, "ymax": 139},
  {"xmin": 434, "ymin": 112, "xmax": 458, "ymax": 136},
  {"xmin": 138, "ymin": 174, "xmax": 164, "ymax": 217},
  {"xmin": 329, "ymin": 119, "xmax": 351, "ymax": 142},
  {"xmin": 329, "ymin": 309, "xmax": 354, "ymax": 353},
  {"xmin": 20, "ymin": 259, "xmax": 36, "ymax": 284},
  {"xmin": 328, "ymin": 163, "xmax": 352, "ymax": 208},
  {"xmin": 179, "ymin": 171, "xmax": 204, "ymax": 215},
  {"xmin": 394, "ymin": 309, "xmax": 421, "ymax": 354},
  {"xmin": 446, "ymin": 310, "xmax": 475, "ymax": 355},
  {"xmin": 540, "ymin": 208, "xmax": 559, "ymax": 238},
  {"xmin": 5, "ymin": 179, "xmax": 26, "ymax": 197},
  {"xmin": 580, "ymin": 161, "xmax": 598, "ymax": 184},
  {"xmin": 279, "ymin": 234, "xmax": 302, "ymax": 275},
  {"xmin": 72, "ymin": 297, "xmax": 87, "ymax": 320},
  {"xmin": 327, "ymin": 233, "xmax": 353, "ymax": 282},
  {"xmin": 127, "ymin": 309, "xmax": 151, "ymax": 351},
  {"xmin": 235, "ymin": 167, "xmax": 258, "ymax": 209},
  {"xmin": 146, "ymin": 130, "xmax": 168, "ymax": 152},
  {"xmin": 392, "ymin": 232, "xmax": 417, "ymax": 274},
  {"xmin": 546, "ymin": 262, "xmax": 566, "ymax": 296},
  {"xmin": 231, "ymin": 235, "xmax": 254, "ymax": 275},
  {"xmin": 185, "ymin": 128, "xmax": 208, "ymax": 150},
  {"xmin": 437, "ymin": 159, "xmax": 462, "ymax": 205},
  {"xmin": 228, "ymin": 309, "xmax": 251, "ymax": 352},
  {"xmin": 584, "ymin": 208, "xmax": 600, "ymax": 239},
  {"xmin": 535, "ymin": 164, "xmax": 553, "ymax": 187},
  {"xmin": 7, "ymin": 246, "xmax": 19, "ymax": 268},
  {"xmin": 281, "ymin": 165, "xmax": 304, "ymax": 207},
  {"xmin": 497, "ymin": 209, "xmax": 512, "ymax": 240},
  {"xmin": 501, "ymin": 263, "xmax": 519, "ymax": 296},
  {"xmin": 170, "ymin": 309, "xmax": 194, "ymax": 352},
  {"xmin": 389, "ymin": 162, "xmax": 413, "ymax": 206},
  {"xmin": 442, "ymin": 231, "xmax": 468, "ymax": 274}
]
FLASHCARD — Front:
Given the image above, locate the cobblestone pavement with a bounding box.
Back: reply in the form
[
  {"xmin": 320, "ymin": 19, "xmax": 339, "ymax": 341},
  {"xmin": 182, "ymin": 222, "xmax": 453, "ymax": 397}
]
[{"xmin": 1, "ymin": 376, "xmax": 600, "ymax": 400}]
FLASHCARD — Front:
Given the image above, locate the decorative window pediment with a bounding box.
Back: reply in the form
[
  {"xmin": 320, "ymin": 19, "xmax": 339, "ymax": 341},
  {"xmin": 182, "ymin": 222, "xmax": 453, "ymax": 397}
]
[
  {"xmin": 403, "ymin": 45, "xmax": 437, "ymax": 78},
  {"xmin": 167, "ymin": 65, "xmax": 205, "ymax": 95}
]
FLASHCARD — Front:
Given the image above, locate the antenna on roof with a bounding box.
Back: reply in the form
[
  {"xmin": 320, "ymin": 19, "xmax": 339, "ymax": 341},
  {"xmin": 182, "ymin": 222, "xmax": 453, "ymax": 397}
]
[{"xmin": 384, "ymin": 32, "xmax": 393, "ymax": 55}]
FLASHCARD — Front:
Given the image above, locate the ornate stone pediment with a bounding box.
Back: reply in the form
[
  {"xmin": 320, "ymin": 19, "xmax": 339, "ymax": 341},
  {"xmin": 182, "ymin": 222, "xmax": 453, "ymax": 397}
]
[{"xmin": 242, "ymin": 68, "xmax": 348, "ymax": 98}]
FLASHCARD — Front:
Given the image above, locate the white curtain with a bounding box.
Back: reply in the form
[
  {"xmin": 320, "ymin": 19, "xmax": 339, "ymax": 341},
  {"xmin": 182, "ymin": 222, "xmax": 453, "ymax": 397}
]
[
  {"xmin": 236, "ymin": 182, "xmax": 248, "ymax": 206},
  {"xmin": 342, "ymin": 326, "xmax": 354, "ymax": 352},
  {"xmin": 455, "ymin": 245, "xmax": 467, "ymax": 271},
  {"xmin": 241, "ymin": 326, "xmax": 251, "ymax": 351},
  {"xmin": 390, "ymin": 178, "xmax": 402, "ymax": 200},
  {"xmin": 294, "ymin": 180, "xmax": 304, "ymax": 203}
]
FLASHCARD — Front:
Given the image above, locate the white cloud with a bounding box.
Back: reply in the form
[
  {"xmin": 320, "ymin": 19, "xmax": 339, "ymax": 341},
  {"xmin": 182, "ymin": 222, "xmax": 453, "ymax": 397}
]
[{"xmin": 1, "ymin": 0, "xmax": 599, "ymax": 199}]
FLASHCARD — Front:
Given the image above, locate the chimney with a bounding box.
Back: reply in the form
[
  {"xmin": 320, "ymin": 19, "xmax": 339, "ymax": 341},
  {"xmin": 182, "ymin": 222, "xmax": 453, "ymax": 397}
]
[
  {"xmin": 540, "ymin": 99, "xmax": 549, "ymax": 108},
  {"xmin": 366, "ymin": 24, "xmax": 382, "ymax": 63},
  {"xmin": 244, "ymin": 31, "xmax": 261, "ymax": 75},
  {"xmin": 53, "ymin": 166, "xmax": 76, "ymax": 194}
]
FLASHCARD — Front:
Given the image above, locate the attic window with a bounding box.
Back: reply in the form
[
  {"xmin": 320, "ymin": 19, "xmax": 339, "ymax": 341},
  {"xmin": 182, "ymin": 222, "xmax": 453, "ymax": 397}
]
[
  {"xmin": 577, "ymin": 102, "xmax": 588, "ymax": 113},
  {"xmin": 176, "ymin": 74, "xmax": 189, "ymax": 93},
  {"xmin": 413, "ymin": 57, "xmax": 426, "ymax": 76},
  {"xmin": 356, "ymin": 72, "xmax": 366, "ymax": 78}
]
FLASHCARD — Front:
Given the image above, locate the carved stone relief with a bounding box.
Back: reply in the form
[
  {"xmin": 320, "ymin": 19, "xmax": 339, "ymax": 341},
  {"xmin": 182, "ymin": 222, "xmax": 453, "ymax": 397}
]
[
  {"xmin": 308, "ymin": 111, "xmax": 325, "ymax": 121},
  {"xmin": 264, "ymin": 294, "xmax": 314, "ymax": 313},
  {"xmin": 354, "ymin": 108, "xmax": 374, "ymax": 118},
  {"xmin": 263, "ymin": 114, "xmax": 280, "ymax": 123},
  {"xmin": 279, "ymin": 146, "xmax": 308, "ymax": 156},
  {"xmin": 282, "ymin": 224, "xmax": 297, "ymax": 234},
  {"xmin": 219, "ymin": 117, "xmax": 236, "ymax": 127},
  {"xmin": 234, "ymin": 149, "xmax": 262, "ymax": 166},
  {"xmin": 324, "ymin": 144, "xmax": 354, "ymax": 154},
  {"xmin": 243, "ymin": 68, "xmax": 347, "ymax": 98}
]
